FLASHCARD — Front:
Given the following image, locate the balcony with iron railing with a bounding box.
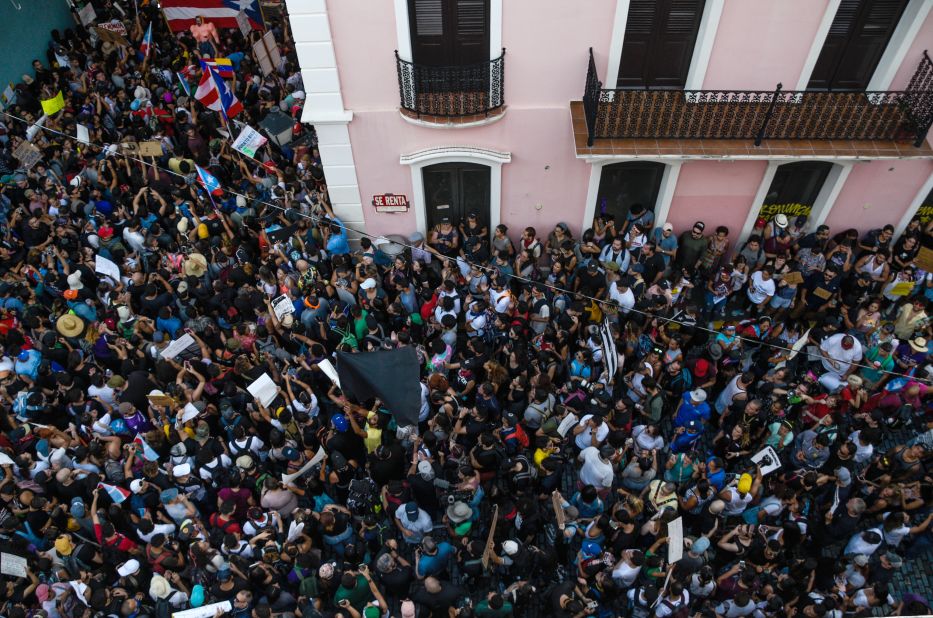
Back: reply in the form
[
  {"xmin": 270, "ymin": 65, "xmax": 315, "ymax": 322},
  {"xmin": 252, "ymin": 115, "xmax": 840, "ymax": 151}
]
[
  {"xmin": 395, "ymin": 50, "xmax": 506, "ymax": 126},
  {"xmin": 571, "ymin": 48, "xmax": 933, "ymax": 158}
]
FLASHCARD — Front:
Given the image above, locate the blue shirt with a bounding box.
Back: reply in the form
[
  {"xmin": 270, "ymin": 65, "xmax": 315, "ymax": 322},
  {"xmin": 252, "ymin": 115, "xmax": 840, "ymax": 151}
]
[
  {"xmin": 156, "ymin": 315, "xmax": 182, "ymax": 338},
  {"xmin": 674, "ymin": 393, "xmax": 711, "ymax": 427},
  {"xmin": 416, "ymin": 541, "xmax": 455, "ymax": 577},
  {"xmin": 325, "ymin": 217, "xmax": 350, "ymax": 255}
]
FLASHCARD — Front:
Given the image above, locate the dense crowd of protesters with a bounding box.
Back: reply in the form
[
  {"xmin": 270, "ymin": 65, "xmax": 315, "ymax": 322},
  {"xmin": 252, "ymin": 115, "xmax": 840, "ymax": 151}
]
[{"xmin": 0, "ymin": 2, "xmax": 932, "ymax": 618}]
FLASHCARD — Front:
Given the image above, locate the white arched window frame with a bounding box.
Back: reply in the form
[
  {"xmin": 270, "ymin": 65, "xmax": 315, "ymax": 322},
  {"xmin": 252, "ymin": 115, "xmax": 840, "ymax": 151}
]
[{"xmin": 400, "ymin": 146, "xmax": 511, "ymax": 236}]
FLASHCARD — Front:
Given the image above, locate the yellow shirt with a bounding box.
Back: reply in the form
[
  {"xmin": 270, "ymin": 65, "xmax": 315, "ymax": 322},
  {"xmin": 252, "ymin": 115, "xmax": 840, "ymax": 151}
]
[{"xmin": 364, "ymin": 411, "xmax": 382, "ymax": 453}]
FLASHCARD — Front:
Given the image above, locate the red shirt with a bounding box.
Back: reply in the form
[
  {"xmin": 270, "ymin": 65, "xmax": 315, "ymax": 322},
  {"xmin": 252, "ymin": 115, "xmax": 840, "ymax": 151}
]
[{"xmin": 94, "ymin": 523, "xmax": 138, "ymax": 553}]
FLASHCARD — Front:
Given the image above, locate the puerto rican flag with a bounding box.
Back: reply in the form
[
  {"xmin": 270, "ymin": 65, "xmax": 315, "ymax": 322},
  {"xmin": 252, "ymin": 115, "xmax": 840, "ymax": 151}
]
[
  {"xmin": 97, "ymin": 482, "xmax": 131, "ymax": 504},
  {"xmin": 161, "ymin": 0, "xmax": 264, "ymax": 32},
  {"xmin": 194, "ymin": 64, "xmax": 243, "ymax": 119},
  {"xmin": 196, "ymin": 164, "xmax": 224, "ymax": 196},
  {"xmin": 139, "ymin": 22, "xmax": 152, "ymax": 60}
]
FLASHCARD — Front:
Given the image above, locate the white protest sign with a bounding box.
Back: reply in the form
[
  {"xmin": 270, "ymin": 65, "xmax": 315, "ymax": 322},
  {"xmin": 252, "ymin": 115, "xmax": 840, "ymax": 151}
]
[
  {"xmin": 247, "ymin": 372, "xmax": 278, "ymax": 407},
  {"xmin": 232, "ymin": 124, "xmax": 267, "ymax": 158},
  {"xmin": 281, "ymin": 446, "xmax": 326, "ymax": 484},
  {"xmin": 172, "ymin": 601, "xmax": 232, "ymax": 618},
  {"xmin": 160, "ymin": 333, "xmax": 197, "ymax": 360},
  {"xmin": 95, "ymin": 254, "xmax": 121, "ymax": 282},
  {"xmin": 667, "ymin": 516, "xmax": 684, "ymax": 564},
  {"xmin": 76, "ymin": 124, "xmax": 90, "ymax": 145},
  {"xmin": 751, "ymin": 445, "xmax": 782, "ymax": 476},
  {"xmin": 271, "ymin": 294, "xmax": 294, "ymax": 320},
  {"xmin": 78, "ymin": 2, "xmax": 97, "ymax": 26},
  {"xmin": 0, "ymin": 552, "xmax": 27, "ymax": 577},
  {"xmin": 317, "ymin": 358, "xmax": 341, "ymax": 389},
  {"xmin": 556, "ymin": 412, "xmax": 579, "ymax": 438}
]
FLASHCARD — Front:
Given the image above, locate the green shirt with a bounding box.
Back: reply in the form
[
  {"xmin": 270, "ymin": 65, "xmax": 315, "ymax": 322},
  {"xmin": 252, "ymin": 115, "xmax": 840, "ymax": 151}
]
[
  {"xmin": 333, "ymin": 576, "xmax": 374, "ymax": 609},
  {"xmin": 474, "ymin": 599, "xmax": 514, "ymax": 617}
]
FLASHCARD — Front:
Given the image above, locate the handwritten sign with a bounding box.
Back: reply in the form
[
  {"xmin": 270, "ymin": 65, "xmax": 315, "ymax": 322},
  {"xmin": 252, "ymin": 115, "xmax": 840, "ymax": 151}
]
[
  {"xmin": 78, "ymin": 3, "xmax": 97, "ymax": 26},
  {"xmin": 247, "ymin": 372, "xmax": 278, "ymax": 408},
  {"xmin": 160, "ymin": 333, "xmax": 197, "ymax": 360},
  {"xmin": 917, "ymin": 246, "xmax": 933, "ymax": 272},
  {"xmin": 95, "ymin": 25, "xmax": 130, "ymax": 47},
  {"xmin": 889, "ymin": 281, "xmax": 915, "ymax": 296},
  {"xmin": 812, "ymin": 286, "xmax": 833, "ymax": 301},
  {"xmin": 138, "ymin": 141, "xmax": 163, "ymax": 157},
  {"xmin": 667, "ymin": 517, "xmax": 683, "ymax": 564},
  {"xmin": 373, "ymin": 194, "xmax": 409, "ymax": 213},
  {"xmin": 231, "ymin": 125, "xmax": 267, "ymax": 158},
  {"xmin": 95, "ymin": 254, "xmax": 121, "ymax": 282},
  {"xmin": 783, "ymin": 271, "xmax": 804, "ymax": 285},
  {"xmin": 0, "ymin": 552, "xmax": 27, "ymax": 577},
  {"xmin": 13, "ymin": 141, "xmax": 41, "ymax": 169}
]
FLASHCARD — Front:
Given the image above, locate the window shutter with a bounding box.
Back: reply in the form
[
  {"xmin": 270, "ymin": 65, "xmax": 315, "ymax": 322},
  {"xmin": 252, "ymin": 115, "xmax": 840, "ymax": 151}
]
[
  {"xmin": 626, "ymin": 0, "xmax": 655, "ymax": 34},
  {"xmin": 414, "ymin": 0, "xmax": 443, "ymax": 36},
  {"xmin": 456, "ymin": 0, "xmax": 486, "ymax": 36},
  {"xmin": 828, "ymin": 0, "xmax": 860, "ymax": 36},
  {"xmin": 862, "ymin": 0, "xmax": 906, "ymax": 34},
  {"xmin": 666, "ymin": 0, "xmax": 704, "ymax": 34}
]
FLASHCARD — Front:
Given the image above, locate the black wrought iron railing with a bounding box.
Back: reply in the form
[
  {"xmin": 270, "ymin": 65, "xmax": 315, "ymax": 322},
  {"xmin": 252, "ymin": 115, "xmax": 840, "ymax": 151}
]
[
  {"xmin": 396, "ymin": 50, "xmax": 505, "ymax": 118},
  {"xmin": 582, "ymin": 48, "xmax": 933, "ymax": 147}
]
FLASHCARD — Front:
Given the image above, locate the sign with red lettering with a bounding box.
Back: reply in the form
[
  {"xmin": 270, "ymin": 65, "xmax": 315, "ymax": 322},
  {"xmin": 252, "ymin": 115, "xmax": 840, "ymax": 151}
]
[{"xmin": 372, "ymin": 194, "xmax": 409, "ymax": 213}]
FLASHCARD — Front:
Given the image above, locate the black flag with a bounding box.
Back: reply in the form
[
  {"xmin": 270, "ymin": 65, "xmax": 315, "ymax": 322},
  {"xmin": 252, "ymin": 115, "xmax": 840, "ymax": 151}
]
[{"xmin": 336, "ymin": 347, "xmax": 421, "ymax": 427}]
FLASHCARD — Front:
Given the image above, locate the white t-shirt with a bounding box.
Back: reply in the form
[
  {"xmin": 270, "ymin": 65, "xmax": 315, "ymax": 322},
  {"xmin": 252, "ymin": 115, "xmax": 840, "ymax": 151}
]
[
  {"xmin": 632, "ymin": 425, "xmax": 664, "ymax": 454},
  {"xmin": 574, "ymin": 415, "xmax": 610, "ymax": 450},
  {"xmin": 820, "ymin": 333, "xmax": 864, "ymax": 375},
  {"xmin": 746, "ymin": 271, "xmax": 776, "ymax": 304},
  {"xmin": 611, "ymin": 559, "xmax": 641, "ymax": 587},
  {"xmin": 609, "ymin": 281, "xmax": 635, "ymax": 314},
  {"xmin": 578, "ymin": 446, "xmax": 614, "ymax": 489}
]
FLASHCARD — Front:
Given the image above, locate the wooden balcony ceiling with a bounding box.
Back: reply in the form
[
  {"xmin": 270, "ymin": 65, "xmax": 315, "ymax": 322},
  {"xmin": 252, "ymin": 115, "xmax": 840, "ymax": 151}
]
[{"xmin": 570, "ymin": 101, "xmax": 933, "ymax": 158}]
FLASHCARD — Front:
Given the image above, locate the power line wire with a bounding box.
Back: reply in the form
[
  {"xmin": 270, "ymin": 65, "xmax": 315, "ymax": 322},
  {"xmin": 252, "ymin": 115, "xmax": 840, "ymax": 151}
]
[{"xmin": 2, "ymin": 109, "xmax": 929, "ymax": 386}]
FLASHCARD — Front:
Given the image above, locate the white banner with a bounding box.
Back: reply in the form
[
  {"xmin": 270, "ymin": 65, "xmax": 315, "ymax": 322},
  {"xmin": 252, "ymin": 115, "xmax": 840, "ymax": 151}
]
[
  {"xmin": 232, "ymin": 124, "xmax": 268, "ymax": 158},
  {"xmin": 0, "ymin": 552, "xmax": 27, "ymax": 577}
]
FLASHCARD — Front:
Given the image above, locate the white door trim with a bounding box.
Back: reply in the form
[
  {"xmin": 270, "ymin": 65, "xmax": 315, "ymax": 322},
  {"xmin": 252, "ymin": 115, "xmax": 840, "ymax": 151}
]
[
  {"xmin": 738, "ymin": 161, "xmax": 781, "ymax": 245},
  {"xmin": 394, "ymin": 0, "xmax": 504, "ymax": 62},
  {"xmin": 401, "ymin": 147, "xmax": 511, "ymax": 236},
  {"xmin": 811, "ymin": 161, "xmax": 854, "ymax": 228},
  {"xmin": 866, "ymin": 0, "xmax": 932, "ymax": 91},
  {"xmin": 580, "ymin": 159, "xmax": 682, "ymax": 233},
  {"xmin": 684, "ymin": 0, "xmax": 725, "ymax": 90},
  {"xmin": 605, "ymin": 0, "xmax": 722, "ymax": 90},
  {"xmin": 894, "ymin": 171, "xmax": 933, "ymax": 238},
  {"xmin": 795, "ymin": 0, "xmax": 842, "ymax": 91},
  {"xmin": 605, "ymin": 0, "xmax": 630, "ymax": 88}
]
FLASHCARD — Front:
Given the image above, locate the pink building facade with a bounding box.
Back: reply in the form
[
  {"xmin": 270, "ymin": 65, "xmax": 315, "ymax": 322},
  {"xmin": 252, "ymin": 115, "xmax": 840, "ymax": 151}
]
[{"xmin": 286, "ymin": 0, "xmax": 933, "ymax": 245}]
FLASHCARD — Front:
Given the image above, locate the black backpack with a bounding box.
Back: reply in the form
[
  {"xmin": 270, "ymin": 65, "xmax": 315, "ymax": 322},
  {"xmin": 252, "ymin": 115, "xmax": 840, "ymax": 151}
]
[
  {"xmin": 154, "ymin": 592, "xmax": 179, "ymax": 618},
  {"xmin": 346, "ymin": 476, "xmax": 379, "ymax": 515}
]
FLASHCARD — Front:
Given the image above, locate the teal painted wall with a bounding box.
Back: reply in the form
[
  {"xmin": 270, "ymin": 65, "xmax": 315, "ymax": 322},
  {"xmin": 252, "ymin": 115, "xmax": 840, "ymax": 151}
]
[{"xmin": 0, "ymin": 0, "xmax": 75, "ymax": 91}]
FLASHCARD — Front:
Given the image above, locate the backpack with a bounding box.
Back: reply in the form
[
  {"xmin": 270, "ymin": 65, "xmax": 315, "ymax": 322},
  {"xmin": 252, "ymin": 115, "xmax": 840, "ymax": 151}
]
[
  {"xmin": 154, "ymin": 592, "xmax": 179, "ymax": 618},
  {"xmin": 293, "ymin": 566, "xmax": 319, "ymax": 598},
  {"xmin": 346, "ymin": 476, "xmax": 379, "ymax": 515},
  {"xmin": 662, "ymin": 597, "xmax": 690, "ymax": 618}
]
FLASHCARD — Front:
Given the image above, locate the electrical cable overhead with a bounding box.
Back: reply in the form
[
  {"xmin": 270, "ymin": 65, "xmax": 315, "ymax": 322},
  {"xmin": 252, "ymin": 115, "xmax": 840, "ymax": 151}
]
[{"xmin": 2, "ymin": 108, "xmax": 929, "ymax": 385}]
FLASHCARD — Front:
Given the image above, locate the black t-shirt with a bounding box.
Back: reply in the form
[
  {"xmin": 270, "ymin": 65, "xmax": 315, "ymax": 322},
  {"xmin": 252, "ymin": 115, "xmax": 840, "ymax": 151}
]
[
  {"xmin": 121, "ymin": 370, "xmax": 158, "ymax": 412},
  {"xmin": 376, "ymin": 562, "xmax": 413, "ymax": 597},
  {"xmin": 407, "ymin": 473, "xmax": 440, "ymax": 513},
  {"xmin": 326, "ymin": 431, "xmax": 367, "ymax": 465},
  {"xmin": 411, "ymin": 582, "xmax": 466, "ymax": 618},
  {"xmin": 641, "ymin": 253, "xmax": 666, "ymax": 284}
]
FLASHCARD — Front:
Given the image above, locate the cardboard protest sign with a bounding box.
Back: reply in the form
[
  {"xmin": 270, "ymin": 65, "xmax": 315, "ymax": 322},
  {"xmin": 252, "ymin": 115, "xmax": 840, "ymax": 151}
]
[
  {"xmin": 232, "ymin": 125, "xmax": 267, "ymax": 158},
  {"xmin": 138, "ymin": 141, "xmax": 164, "ymax": 157}
]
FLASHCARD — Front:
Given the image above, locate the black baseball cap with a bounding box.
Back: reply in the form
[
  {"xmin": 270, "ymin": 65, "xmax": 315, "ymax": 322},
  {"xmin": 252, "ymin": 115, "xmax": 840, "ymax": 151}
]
[{"xmin": 693, "ymin": 221, "xmax": 705, "ymax": 231}]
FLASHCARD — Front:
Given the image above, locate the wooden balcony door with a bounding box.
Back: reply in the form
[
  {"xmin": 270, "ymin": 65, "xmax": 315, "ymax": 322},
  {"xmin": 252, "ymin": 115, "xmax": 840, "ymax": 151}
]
[
  {"xmin": 807, "ymin": 0, "xmax": 908, "ymax": 91},
  {"xmin": 409, "ymin": 0, "xmax": 489, "ymax": 66},
  {"xmin": 616, "ymin": 0, "xmax": 706, "ymax": 89}
]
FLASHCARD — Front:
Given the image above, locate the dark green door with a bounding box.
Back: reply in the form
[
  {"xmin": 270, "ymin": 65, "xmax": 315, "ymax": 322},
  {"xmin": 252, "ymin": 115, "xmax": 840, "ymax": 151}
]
[{"xmin": 423, "ymin": 162, "xmax": 491, "ymax": 230}]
